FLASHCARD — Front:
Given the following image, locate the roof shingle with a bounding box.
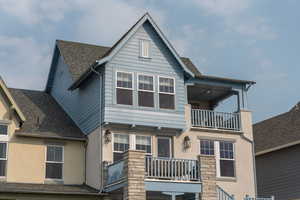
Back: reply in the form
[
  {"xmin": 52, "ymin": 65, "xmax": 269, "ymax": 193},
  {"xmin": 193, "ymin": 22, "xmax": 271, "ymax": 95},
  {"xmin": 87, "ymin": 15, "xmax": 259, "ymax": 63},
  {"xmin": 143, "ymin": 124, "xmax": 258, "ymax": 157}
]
[
  {"xmin": 254, "ymin": 102, "xmax": 300, "ymax": 153},
  {"xmin": 9, "ymin": 88, "xmax": 85, "ymax": 140}
]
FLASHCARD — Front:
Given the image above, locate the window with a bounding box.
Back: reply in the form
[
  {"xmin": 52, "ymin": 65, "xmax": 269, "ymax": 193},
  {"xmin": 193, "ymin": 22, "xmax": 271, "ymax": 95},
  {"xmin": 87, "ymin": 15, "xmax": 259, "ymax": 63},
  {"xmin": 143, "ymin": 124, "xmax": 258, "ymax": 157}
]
[
  {"xmin": 219, "ymin": 141, "xmax": 235, "ymax": 178},
  {"xmin": 0, "ymin": 125, "xmax": 7, "ymax": 135},
  {"xmin": 0, "ymin": 142, "xmax": 7, "ymax": 177},
  {"xmin": 159, "ymin": 77, "xmax": 175, "ymax": 109},
  {"xmin": 116, "ymin": 72, "xmax": 133, "ymax": 105},
  {"xmin": 136, "ymin": 135, "xmax": 152, "ymax": 154},
  {"xmin": 138, "ymin": 75, "xmax": 154, "ymax": 107},
  {"xmin": 113, "ymin": 134, "xmax": 129, "ymax": 162},
  {"xmin": 46, "ymin": 145, "xmax": 63, "ymax": 180},
  {"xmin": 200, "ymin": 140, "xmax": 214, "ymax": 155},
  {"xmin": 140, "ymin": 40, "xmax": 150, "ymax": 58},
  {"xmin": 157, "ymin": 137, "xmax": 172, "ymax": 158}
]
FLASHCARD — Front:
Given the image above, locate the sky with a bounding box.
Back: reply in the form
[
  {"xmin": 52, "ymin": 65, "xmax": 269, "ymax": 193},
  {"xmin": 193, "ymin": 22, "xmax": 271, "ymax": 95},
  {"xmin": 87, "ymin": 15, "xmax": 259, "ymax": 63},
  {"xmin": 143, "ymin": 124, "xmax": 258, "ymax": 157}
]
[{"xmin": 0, "ymin": 0, "xmax": 299, "ymax": 123}]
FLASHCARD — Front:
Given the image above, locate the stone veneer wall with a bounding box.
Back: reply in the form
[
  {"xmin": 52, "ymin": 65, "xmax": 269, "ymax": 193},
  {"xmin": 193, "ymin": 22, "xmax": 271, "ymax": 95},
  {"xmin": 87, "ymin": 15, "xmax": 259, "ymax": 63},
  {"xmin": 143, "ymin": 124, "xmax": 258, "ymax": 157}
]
[
  {"xmin": 198, "ymin": 155, "xmax": 218, "ymax": 200},
  {"xmin": 123, "ymin": 150, "xmax": 146, "ymax": 200}
]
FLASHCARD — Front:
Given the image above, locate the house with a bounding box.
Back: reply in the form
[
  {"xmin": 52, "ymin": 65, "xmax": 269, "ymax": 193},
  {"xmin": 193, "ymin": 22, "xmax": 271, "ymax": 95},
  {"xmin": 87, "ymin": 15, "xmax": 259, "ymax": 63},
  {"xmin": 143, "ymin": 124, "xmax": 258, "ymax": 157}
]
[
  {"xmin": 0, "ymin": 13, "xmax": 257, "ymax": 200},
  {"xmin": 254, "ymin": 102, "xmax": 300, "ymax": 200}
]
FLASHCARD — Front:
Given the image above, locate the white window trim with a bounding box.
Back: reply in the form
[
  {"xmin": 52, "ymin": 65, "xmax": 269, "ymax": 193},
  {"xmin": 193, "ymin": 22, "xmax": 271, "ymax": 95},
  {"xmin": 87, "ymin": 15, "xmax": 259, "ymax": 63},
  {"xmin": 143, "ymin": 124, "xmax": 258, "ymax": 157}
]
[
  {"xmin": 135, "ymin": 135, "xmax": 152, "ymax": 155},
  {"xmin": 140, "ymin": 39, "xmax": 151, "ymax": 58},
  {"xmin": 0, "ymin": 142, "xmax": 8, "ymax": 178},
  {"xmin": 158, "ymin": 76, "xmax": 176, "ymax": 95},
  {"xmin": 0, "ymin": 123, "xmax": 9, "ymax": 142},
  {"xmin": 215, "ymin": 141, "xmax": 236, "ymax": 178},
  {"xmin": 157, "ymin": 136, "xmax": 172, "ymax": 158},
  {"xmin": 45, "ymin": 145, "xmax": 64, "ymax": 181},
  {"xmin": 112, "ymin": 133, "xmax": 153, "ymax": 156},
  {"xmin": 115, "ymin": 71, "xmax": 134, "ymax": 90},
  {"xmin": 137, "ymin": 73, "xmax": 155, "ymax": 92},
  {"xmin": 112, "ymin": 133, "xmax": 130, "ymax": 154}
]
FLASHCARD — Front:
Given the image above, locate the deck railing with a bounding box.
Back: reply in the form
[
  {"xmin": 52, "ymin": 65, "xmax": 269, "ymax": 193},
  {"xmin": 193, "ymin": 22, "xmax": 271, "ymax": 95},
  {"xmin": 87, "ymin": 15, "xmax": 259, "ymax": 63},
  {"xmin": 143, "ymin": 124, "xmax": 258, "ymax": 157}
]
[
  {"xmin": 217, "ymin": 186, "xmax": 235, "ymax": 200},
  {"xmin": 244, "ymin": 195, "xmax": 275, "ymax": 200},
  {"xmin": 191, "ymin": 109, "xmax": 241, "ymax": 131},
  {"xmin": 106, "ymin": 159, "xmax": 125, "ymax": 185},
  {"xmin": 145, "ymin": 156, "xmax": 200, "ymax": 181}
]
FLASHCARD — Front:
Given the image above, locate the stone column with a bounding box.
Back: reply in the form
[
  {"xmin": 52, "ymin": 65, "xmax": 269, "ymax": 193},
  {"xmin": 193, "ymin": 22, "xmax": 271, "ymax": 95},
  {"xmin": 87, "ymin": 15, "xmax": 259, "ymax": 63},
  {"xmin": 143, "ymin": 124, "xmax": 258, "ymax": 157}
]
[
  {"xmin": 123, "ymin": 150, "xmax": 146, "ymax": 200},
  {"xmin": 198, "ymin": 155, "xmax": 217, "ymax": 200}
]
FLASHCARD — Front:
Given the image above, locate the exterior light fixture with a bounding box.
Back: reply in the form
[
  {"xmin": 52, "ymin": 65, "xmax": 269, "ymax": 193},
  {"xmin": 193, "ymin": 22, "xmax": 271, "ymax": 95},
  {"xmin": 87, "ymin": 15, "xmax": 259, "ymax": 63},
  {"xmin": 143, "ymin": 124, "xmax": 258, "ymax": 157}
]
[
  {"xmin": 104, "ymin": 129, "xmax": 112, "ymax": 144},
  {"xmin": 183, "ymin": 136, "xmax": 191, "ymax": 149}
]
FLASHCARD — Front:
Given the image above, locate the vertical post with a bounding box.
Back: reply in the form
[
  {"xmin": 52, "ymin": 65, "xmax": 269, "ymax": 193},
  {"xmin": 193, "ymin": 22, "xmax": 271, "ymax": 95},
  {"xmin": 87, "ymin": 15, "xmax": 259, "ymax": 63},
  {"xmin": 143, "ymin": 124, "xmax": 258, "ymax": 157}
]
[
  {"xmin": 198, "ymin": 155, "xmax": 217, "ymax": 200},
  {"xmin": 185, "ymin": 104, "xmax": 192, "ymax": 128},
  {"xmin": 271, "ymin": 195, "xmax": 275, "ymax": 200},
  {"xmin": 123, "ymin": 150, "xmax": 146, "ymax": 200}
]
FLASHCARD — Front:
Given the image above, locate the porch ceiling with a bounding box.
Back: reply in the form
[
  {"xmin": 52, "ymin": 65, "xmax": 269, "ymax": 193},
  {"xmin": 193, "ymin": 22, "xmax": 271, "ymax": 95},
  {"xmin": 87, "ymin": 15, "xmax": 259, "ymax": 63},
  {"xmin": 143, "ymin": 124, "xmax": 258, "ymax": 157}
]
[{"xmin": 187, "ymin": 84, "xmax": 235, "ymax": 103}]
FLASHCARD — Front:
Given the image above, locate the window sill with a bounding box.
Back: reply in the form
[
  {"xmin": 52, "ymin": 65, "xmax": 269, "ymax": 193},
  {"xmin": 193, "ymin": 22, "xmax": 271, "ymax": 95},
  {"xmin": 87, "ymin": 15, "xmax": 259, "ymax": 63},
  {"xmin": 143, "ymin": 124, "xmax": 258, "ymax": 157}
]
[
  {"xmin": 138, "ymin": 56, "xmax": 152, "ymax": 61},
  {"xmin": 44, "ymin": 179, "xmax": 64, "ymax": 184},
  {"xmin": 0, "ymin": 176, "xmax": 6, "ymax": 182},
  {"xmin": 216, "ymin": 177, "xmax": 237, "ymax": 182}
]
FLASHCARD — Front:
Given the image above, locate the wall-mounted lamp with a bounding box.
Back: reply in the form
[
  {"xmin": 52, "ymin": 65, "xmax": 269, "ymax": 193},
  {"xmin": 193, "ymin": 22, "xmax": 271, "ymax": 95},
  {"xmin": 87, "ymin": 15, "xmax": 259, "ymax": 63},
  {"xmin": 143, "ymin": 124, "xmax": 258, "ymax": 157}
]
[
  {"xmin": 104, "ymin": 129, "xmax": 112, "ymax": 144},
  {"xmin": 183, "ymin": 136, "xmax": 191, "ymax": 149}
]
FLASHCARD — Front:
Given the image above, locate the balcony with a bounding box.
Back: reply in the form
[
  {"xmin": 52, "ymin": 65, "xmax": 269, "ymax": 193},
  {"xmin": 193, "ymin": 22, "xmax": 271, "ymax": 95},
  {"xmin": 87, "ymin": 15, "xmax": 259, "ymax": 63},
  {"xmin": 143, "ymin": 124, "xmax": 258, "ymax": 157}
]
[{"xmin": 191, "ymin": 109, "xmax": 241, "ymax": 132}]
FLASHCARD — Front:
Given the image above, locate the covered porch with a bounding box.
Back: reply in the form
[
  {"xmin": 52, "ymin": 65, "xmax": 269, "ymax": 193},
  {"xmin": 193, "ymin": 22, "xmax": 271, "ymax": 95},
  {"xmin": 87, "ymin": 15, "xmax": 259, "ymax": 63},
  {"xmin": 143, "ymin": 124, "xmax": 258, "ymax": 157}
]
[{"xmin": 186, "ymin": 75, "xmax": 255, "ymax": 132}]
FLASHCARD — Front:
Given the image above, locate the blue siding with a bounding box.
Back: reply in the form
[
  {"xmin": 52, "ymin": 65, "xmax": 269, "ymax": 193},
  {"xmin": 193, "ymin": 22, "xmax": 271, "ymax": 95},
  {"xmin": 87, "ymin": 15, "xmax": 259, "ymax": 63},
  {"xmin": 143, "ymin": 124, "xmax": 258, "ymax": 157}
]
[
  {"xmin": 104, "ymin": 21, "xmax": 186, "ymax": 129},
  {"xmin": 49, "ymin": 54, "xmax": 101, "ymax": 134}
]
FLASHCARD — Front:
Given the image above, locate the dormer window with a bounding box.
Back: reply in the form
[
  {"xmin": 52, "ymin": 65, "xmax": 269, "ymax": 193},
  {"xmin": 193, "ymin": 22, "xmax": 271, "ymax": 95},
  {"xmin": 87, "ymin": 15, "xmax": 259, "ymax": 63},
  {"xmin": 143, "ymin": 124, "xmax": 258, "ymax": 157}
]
[
  {"xmin": 0, "ymin": 125, "xmax": 7, "ymax": 136},
  {"xmin": 140, "ymin": 40, "xmax": 150, "ymax": 58},
  {"xmin": 159, "ymin": 77, "xmax": 175, "ymax": 110},
  {"xmin": 116, "ymin": 72, "xmax": 133, "ymax": 105}
]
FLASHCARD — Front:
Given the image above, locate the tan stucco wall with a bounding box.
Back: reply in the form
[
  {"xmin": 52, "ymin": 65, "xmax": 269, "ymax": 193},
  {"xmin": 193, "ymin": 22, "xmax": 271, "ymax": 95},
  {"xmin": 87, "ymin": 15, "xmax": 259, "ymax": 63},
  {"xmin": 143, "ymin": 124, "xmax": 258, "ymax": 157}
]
[
  {"xmin": 102, "ymin": 106, "xmax": 256, "ymax": 199},
  {"xmin": 0, "ymin": 91, "xmax": 86, "ymax": 185},
  {"xmin": 86, "ymin": 127, "xmax": 101, "ymax": 189}
]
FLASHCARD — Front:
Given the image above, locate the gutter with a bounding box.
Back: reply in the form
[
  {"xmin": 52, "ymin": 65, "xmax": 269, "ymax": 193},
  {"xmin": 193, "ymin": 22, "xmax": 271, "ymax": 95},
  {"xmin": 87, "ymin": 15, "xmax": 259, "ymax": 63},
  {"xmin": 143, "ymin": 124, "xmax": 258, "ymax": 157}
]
[
  {"xmin": 15, "ymin": 132, "xmax": 87, "ymax": 142},
  {"xmin": 0, "ymin": 190, "xmax": 104, "ymax": 196}
]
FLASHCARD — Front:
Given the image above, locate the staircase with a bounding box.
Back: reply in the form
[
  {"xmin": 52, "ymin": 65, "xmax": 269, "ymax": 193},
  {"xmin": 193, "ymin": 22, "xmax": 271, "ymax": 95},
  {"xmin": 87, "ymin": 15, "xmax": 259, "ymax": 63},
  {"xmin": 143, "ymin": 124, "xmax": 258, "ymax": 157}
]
[{"xmin": 217, "ymin": 186, "xmax": 235, "ymax": 200}]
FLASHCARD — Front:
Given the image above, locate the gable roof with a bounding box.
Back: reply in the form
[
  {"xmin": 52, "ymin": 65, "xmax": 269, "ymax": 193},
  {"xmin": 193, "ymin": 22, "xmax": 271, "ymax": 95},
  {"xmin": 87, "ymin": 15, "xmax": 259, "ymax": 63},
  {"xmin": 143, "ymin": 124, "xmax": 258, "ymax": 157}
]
[
  {"xmin": 254, "ymin": 102, "xmax": 300, "ymax": 155},
  {"xmin": 0, "ymin": 77, "xmax": 26, "ymax": 122},
  {"xmin": 9, "ymin": 88, "xmax": 86, "ymax": 141}
]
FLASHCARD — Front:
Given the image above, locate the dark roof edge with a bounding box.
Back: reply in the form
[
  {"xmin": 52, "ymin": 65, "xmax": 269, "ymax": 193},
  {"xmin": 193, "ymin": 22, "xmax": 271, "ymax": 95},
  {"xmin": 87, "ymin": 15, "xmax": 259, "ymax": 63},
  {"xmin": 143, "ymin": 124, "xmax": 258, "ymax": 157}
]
[
  {"xmin": 15, "ymin": 132, "xmax": 87, "ymax": 142},
  {"xmin": 196, "ymin": 75, "xmax": 256, "ymax": 85},
  {"xmin": 256, "ymin": 140, "xmax": 300, "ymax": 156}
]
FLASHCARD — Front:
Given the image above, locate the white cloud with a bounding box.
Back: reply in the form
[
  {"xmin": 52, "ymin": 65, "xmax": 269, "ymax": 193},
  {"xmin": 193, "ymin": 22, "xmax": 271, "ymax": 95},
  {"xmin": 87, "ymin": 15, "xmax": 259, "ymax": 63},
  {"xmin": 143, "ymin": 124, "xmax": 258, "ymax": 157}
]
[
  {"xmin": 73, "ymin": 0, "xmax": 166, "ymax": 45},
  {"xmin": 193, "ymin": 0, "xmax": 250, "ymax": 16},
  {"xmin": 0, "ymin": 0, "xmax": 70, "ymax": 24},
  {"xmin": 0, "ymin": 36, "xmax": 51, "ymax": 89}
]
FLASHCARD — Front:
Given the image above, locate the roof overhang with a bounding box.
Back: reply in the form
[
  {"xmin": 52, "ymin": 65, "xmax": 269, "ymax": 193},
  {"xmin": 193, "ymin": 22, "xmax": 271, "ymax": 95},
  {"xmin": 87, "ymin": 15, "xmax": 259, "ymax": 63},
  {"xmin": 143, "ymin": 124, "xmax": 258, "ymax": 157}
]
[
  {"xmin": 69, "ymin": 13, "xmax": 196, "ymax": 90},
  {"xmin": 256, "ymin": 140, "xmax": 300, "ymax": 156},
  {"xmin": 0, "ymin": 77, "xmax": 26, "ymax": 122}
]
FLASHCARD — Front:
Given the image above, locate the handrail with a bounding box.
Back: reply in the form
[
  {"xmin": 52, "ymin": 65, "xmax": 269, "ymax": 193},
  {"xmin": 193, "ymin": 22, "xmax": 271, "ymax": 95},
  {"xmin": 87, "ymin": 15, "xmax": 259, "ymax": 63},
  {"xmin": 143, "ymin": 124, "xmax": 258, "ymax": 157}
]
[
  {"xmin": 145, "ymin": 156, "xmax": 200, "ymax": 181},
  {"xmin": 217, "ymin": 185, "xmax": 235, "ymax": 200},
  {"xmin": 191, "ymin": 109, "xmax": 241, "ymax": 131}
]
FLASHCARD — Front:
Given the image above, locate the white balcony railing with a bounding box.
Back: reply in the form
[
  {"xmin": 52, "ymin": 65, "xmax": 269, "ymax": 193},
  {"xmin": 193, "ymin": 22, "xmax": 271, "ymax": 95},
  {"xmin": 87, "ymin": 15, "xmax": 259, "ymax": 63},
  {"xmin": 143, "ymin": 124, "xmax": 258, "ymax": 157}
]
[
  {"xmin": 191, "ymin": 109, "xmax": 241, "ymax": 131},
  {"xmin": 145, "ymin": 156, "xmax": 200, "ymax": 181}
]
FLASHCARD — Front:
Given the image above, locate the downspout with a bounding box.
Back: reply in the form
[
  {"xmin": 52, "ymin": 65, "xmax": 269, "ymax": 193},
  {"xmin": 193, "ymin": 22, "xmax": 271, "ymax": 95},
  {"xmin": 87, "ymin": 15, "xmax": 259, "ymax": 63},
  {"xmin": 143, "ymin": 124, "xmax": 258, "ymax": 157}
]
[{"xmin": 91, "ymin": 64, "xmax": 104, "ymax": 192}]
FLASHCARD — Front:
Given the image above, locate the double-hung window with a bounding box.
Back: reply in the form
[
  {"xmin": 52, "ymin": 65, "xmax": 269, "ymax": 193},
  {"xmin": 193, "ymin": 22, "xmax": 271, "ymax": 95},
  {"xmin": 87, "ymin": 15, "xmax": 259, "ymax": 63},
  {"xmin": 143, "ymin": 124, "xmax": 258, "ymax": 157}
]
[
  {"xmin": 219, "ymin": 141, "xmax": 235, "ymax": 177},
  {"xmin": 138, "ymin": 75, "xmax": 154, "ymax": 107},
  {"xmin": 113, "ymin": 134, "xmax": 129, "ymax": 162},
  {"xmin": 136, "ymin": 135, "xmax": 152, "ymax": 154},
  {"xmin": 116, "ymin": 72, "xmax": 133, "ymax": 105},
  {"xmin": 159, "ymin": 77, "xmax": 175, "ymax": 109},
  {"xmin": 0, "ymin": 142, "xmax": 7, "ymax": 177},
  {"xmin": 46, "ymin": 145, "xmax": 63, "ymax": 180},
  {"xmin": 200, "ymin": 140, "xmax": 235, "ymax": 178},
  {"xmin": 0, "ymin": 125, "xmax": 8, "ymax": 136}
]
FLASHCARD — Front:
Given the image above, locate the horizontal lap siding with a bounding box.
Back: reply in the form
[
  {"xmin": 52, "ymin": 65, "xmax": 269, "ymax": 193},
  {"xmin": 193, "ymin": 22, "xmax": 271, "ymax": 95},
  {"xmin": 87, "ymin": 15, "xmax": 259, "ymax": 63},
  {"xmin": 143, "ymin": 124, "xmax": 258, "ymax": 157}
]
[
  {"xmin": 256, "ymin": 144, "xmax": 300, "ymax": 200},
  {"xmin": 104, "ymin": 22, "xmax": 186, "ymax": 129},
  {"xmin": 50, "ymin": 55, "xmax": 101, "ymax": 134}
]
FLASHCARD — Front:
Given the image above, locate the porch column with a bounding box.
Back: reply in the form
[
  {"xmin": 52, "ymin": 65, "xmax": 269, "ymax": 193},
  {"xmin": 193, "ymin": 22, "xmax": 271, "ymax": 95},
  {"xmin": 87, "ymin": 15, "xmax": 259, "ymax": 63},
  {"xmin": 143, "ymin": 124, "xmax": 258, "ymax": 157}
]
[
  {"xmin": 198, "ymin": 155, "xmax": 217, "ymax": 200},
  {"xmin": 123, "ymin": 150, "xmax": 146, "ymax": 200}
]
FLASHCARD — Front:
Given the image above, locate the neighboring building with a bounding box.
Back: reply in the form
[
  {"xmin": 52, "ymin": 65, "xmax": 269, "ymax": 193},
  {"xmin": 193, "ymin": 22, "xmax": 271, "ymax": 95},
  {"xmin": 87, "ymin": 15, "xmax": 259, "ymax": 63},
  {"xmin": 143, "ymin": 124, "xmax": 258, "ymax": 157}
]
[
  {"xmin": 254, "ymin": 103, "xmax": 300, "ymax": 200},
  {"xmin": 0, "ymin": 13, "xmax": 256, "ymax": 200}
]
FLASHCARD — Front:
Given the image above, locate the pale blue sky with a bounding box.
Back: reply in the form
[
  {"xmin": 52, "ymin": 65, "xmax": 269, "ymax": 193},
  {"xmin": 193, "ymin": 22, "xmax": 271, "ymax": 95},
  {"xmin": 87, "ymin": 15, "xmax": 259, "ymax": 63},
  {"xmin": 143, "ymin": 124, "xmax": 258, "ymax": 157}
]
[{"xmin": 0, "ymin": 0, "xmax": 299, "ymax": 123}]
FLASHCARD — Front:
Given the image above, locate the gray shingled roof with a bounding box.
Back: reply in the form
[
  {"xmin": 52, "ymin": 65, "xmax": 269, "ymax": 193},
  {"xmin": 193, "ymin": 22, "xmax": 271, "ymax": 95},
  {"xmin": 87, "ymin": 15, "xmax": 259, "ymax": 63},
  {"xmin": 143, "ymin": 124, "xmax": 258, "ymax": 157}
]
[
  {"xmin": 0, "ymin": 182, "xmax": 100, "ymax": 195},
  {"xmin": 254, "ymin": 102, "xmax": 300, "ymax": 153},
  {"xmin": 9, "ymin": 88, "xmax": 85, "ymax": 140},
  {"xmin": 56, "ymin": 40, "xmax": 202, "ymax": 85}
]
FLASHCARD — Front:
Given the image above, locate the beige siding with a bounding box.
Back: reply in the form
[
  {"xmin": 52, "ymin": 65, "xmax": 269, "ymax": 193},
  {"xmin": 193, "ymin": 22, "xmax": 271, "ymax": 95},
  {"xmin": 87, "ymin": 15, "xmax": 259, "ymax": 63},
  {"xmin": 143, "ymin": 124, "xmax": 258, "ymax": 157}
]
[{"xmin": 0, "ymin": 90, "xmax": 86, "ymax": 185}]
